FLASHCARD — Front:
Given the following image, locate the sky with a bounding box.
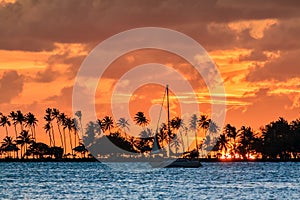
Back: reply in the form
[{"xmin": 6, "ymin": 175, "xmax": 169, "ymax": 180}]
[{"xmin": 0, "ymin": 0, "xmax": 300, "ymax": 143}]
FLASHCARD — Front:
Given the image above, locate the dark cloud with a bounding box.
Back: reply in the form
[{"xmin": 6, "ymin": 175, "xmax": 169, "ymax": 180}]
[
  {"xmin": 0, "ymin": 70, "xmax": 24, "ymax": 103},
  {"xmin": 246, "ymin": 50, "xmax": 300, "ymax": 82},
  {"xmin": 35, "ymin": 66, "xmax": 58, "ymax": 83},
  {"xmin": 34, "ymin": 50, "xmax": 85, "ymax": 82},
  {"xmin": 1, "ymin": 0, "xmax": 300, "ymax": 51},
  {"xmin": 45, "ymin": 86, "xmax": 72, "ymax": 108},
  {"xmin": 238, "ymin": 50, "xmax": 268, "ymax": 62}
]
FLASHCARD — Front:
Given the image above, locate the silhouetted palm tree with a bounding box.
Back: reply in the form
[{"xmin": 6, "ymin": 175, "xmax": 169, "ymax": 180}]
[
  {"xmin": 237, "ymin": 126, "xmax": 255, "ymax": 159},
  {"xmin": 72, "ymin": 118, "xmax": 79, "ymax": 149},
  {"xmin": 44, "ymin": 109, "xmax": 55, "ymax": 146},
  {"xmin": 134, "ymin": 112, "xmax": 149, "ymax": 128},
  {"xmin": 1, "ymin": 136, "xmax": 18, "ymax": 158},
  {"xmin": 52, "ymin": 108, "xmax": 64, "ymax": 148},
  {"xmin": 215, "ymin": 133, "xmax": 229, "ymax": 156},
  {"xmin": 189, "ymin": 114, "xmax": 199, "ymax": 156},
  {"xmin": 0, "ymin": 114, "xmax": 11, "ymax": 137},
  {"xmin": 63, "ymin": 117, "xmax": 74, "ymax": 155},
  {"xmin": 116, "ymin": 117, "xmax": 130, "ymax": 138},
  {"xmin": 9, "ymin": 111, "xmax": 18, "ymax": 139},
  {"xmin": 208, "ymin": 120, "xmax": 219, "ymax": 135},
  {"xmin": 44, "ymin": 122, "xmax": 52, "ymax": 146},
  {"xmin": 138, "ymin": 128, "xmax": 153, "ymax": 153},
  {"xmin": 15, "ymin": 110, "xmax": 25, "ymax": 132},
  {"xmin": 59, "ymin": 112, "xmax": 67, "ymax": 155},
  {"xmin": 157, "ymin": 122, "xmax": 168, "ymax": 151},
  {"xmin": 224, "ymin": 124, "xmax": 238, "ymax": 157},
  {"xmin": 102, "ymin": 116, "xmax": 114, "ymax": 134},
  {"xmin": 75, "ymin": 110, "xmax": 83, "ymax": 141},
  {"xmin": 25, "ymin": 112, "xmax": 38, "ymax": 142},
  {"xmin": 198, "ymin": 115, "xmax": 210, "ymax": 136},
  {"xmin": 170, "ymin": 134, "xmax": 181, "ymax": 155},
  {"xmin": 170, "ymin": 117, "xmax": 184, "ymax": 153},
  {"xmin": 261, "ymin": 117, "xmax": 291, "ymax": 159},
  {"xmin": 183, "ymin": 126, "xmax": 190, "ymax": 152},
  {"xmin": 16, "ymin": 130, "xmax": 33, "ymax": 158}
]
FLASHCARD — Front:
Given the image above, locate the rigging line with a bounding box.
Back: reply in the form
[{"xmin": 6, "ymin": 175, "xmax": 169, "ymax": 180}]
[{"xmin": 155, "ymin": 86, "xmax": 167, "ymax": 134}]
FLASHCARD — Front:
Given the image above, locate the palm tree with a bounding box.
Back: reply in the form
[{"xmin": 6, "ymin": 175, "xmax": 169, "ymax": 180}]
[
  {"xmin": 261, "ymin": 117, "xmax": 290, "ymax": 159},
  {"xmin": 224, "ymin": 124, "xmax": 238, "ymax": 157},
  {"xmin": 9, "ymin": 111, "xmax": 18, "ymax": 139},
  {"xmin": 15, "ymin": 110, "xmax": 25, "ymax": 132},
  {"xmin": 208, "ymin": 120, "xmax": 219, "ymax": 136},
  {"xmin": 237, "ymin": 126, "xmax": 255, "ymax": 159},
  {"xmin": 75, "ymin": 110, "xmax": 83, "ymax": 141},
  {"xmin": 170, "ymin": 117, "xmax": 184, "ymax": 153},
  {"xmin": 215, "ymin": 133, "xmax": 229, "ymax": 156},
  {"xmin": 52, "ymin": 108, "xmax": 64, "ymax": 148},
  {"xmin": 170, "ymin": 134, "xmax": 181, "ymax": 155},
  {"xmin": 189, "ymin": 114, "xmax": 199, "ymax": 156},
  {"xmin": 198, "ymin": 115, "xmax": 210, "ymax": 136},
  {"xmin": 59, "ymin": 112, "xmax": 67, "ymax": 155},
  {"xmin": 116, "ymin": 117, "xmax": 130, "ymax": 139},
  {"xmin": 102, "ymin": 116, "xmax": 114, "ymax": 134},
  {"xmin": 1, "ymin": 136, "xmax": 18, "ymax": 158},
  {"xmin": 25, "ymin": 112, "xmax": 38, "ymax": 142},
  {"xmin": 134, "ymin": 112, "xmax": 149, "ymax": 128},
  {"xmin": 72, "ymin": 118, "xmax": 79, "ymax": 149},
  {"xmin": 138, "ymin": 128, "xmax": 153, "ymax": 153},
  {"xmin": 44, "ymin": 122, "xmax": 52, "ymax": 146},
  {"xmin": 16, "ymin": 130, "xmax": 33, "ymax": 158},
  {"xmin": 63, "ymin": 117, "xmax": 74, "ymax": 155},
  {"xmin": 0, "ymin": 114, "xmax": 11, "ymax": 137},
  {"xmin": 183, "ymin": 126, "xmax": 190, "ymax": 152},
  {"xmin": 44, "ymin": 109, "xmax": 55, "ymax": 146}
]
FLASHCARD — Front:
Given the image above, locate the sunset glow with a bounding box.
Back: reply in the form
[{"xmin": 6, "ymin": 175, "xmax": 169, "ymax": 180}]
[{"xmin": 0, "ymin": 0, "xmax": 299, "ymax": 147}]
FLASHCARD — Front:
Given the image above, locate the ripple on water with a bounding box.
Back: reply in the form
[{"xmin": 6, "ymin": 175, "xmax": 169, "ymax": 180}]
[{"xmin": 1, "ymin": 162, "xmax": 300, "ymax": 199}]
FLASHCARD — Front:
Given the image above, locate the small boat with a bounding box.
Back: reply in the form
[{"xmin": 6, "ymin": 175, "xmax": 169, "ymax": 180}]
[
  {"xmin": 149, "ymin": 85, "xmax": 202, "ymax": 168},
  {"xmin": 150, "ymin": 158, "xmax": 202, "ymax": 168}
]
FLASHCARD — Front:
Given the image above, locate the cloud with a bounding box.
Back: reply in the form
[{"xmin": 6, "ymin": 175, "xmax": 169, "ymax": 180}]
[
  {"xmin": 45, "ymin": 86, "xmax": 73, "ymax": 108},
  {"xmin": 1, "ymin": 0, "xmax": 300, "ymax": 51},
  {"xmin": 0, "ymin": 70, "xmax": 24, "ymax": 103},
  {"xmin": 246, "ymin": 50, "xmax": 300, "ymax": 82},
  {"xmin": 238, "ymin": 50, "xmax": 268, "ymax": 62},
  {"xmin": 35, "ymin": 66, "xmax": 58, "ymax": 83}
]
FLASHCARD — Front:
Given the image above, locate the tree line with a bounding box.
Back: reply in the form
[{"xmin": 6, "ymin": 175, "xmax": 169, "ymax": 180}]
[
  {"xmin": 0, "ymin": 109, "xmax": 87, "ymax": 159},
  {"xmin": 1, "ymin": 108, "xmax": 300, "ymax": 161}
]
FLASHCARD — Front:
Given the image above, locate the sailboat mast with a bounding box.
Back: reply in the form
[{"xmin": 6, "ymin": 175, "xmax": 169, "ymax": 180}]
[
  {"xmin": 166, "ymin": 85, "xmax": 172, "ymax": 157},
  {"xmin": 166, "ymin": 85, "xmax": 170, "ymax": 133}
]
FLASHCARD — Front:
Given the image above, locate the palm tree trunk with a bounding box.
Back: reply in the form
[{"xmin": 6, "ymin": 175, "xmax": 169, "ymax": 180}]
[
  {"xmin": 48, "ymin": 131, "xmax": 52, "ymax": 147},
  {"xmin": 31, "ymin": 126, "xmax": 35, "ymax": 142},
  {"xmin": 14, "ymin": 125, "xmax": 17, "ymax": 140},
  {"xmin": 51, "ymin": 124, "xmax": 56, "ymax": 146},
  {"xmin": 57, "ymin": 123, "xmax": 64, "ymax": 148},
  {"xmin": 5, "ymin": 125, "xmax": 8, "ymax": 137},
  {"xmin": 68, "ymin": 130, "xmax": 73, "ymax": 155},
  {"xmin": 79, "ymin": 119, "xmax": 83, "ymax": 142},
  {"xmin": 179, "ymin": 131, "xmax": 185, "ymax": 153},
  {"xmin": 74, "ymin": 132, "xmax": 77, "ymax": 150},
  {"xmin": 20, "ymin": 145, "xmax": 23, "ymax": 158},
  {"xmin": 63, "ymin": 129, "xmax": 67, "ymax": 156},
  {"xmin": 195, "ymin": 130, "xmax": 198, "ymax": 155},
  {"xmin": 186, "ymin": 131, "xmax": 189, "ymax": 152}
]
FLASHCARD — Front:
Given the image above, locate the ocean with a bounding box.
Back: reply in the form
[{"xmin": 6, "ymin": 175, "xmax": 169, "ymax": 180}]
[{"xmin": 1, "ymin": 162, "xmax": 300, "ymax": 199}]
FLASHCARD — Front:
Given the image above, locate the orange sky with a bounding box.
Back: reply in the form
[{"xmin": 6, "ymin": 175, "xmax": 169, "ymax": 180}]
[{"xmin": 0, "ymin": 0, "xmax": 300, "ymax": 144}]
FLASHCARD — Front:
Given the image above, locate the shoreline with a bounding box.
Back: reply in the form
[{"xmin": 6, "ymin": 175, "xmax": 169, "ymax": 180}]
[{"xmin": 1, "ymin": 157, "xmax": 300, "ymax": 163}]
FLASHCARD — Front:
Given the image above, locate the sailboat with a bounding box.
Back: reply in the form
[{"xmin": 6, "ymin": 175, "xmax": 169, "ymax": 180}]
[{"xmin": 149, "ymin": 85, "xmax": 202, "ymax": 168}]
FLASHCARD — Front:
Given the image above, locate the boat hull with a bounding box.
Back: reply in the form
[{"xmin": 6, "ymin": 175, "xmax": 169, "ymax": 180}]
[{"xmin": 150, "ymin": 159, "xmax": 202, "ymax": 168}]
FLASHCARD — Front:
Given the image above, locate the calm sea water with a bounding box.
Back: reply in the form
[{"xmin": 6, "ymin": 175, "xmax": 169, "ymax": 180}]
[{"xmin": 0, "ymin": 162, "xmax": 300, "ymax": 199}]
